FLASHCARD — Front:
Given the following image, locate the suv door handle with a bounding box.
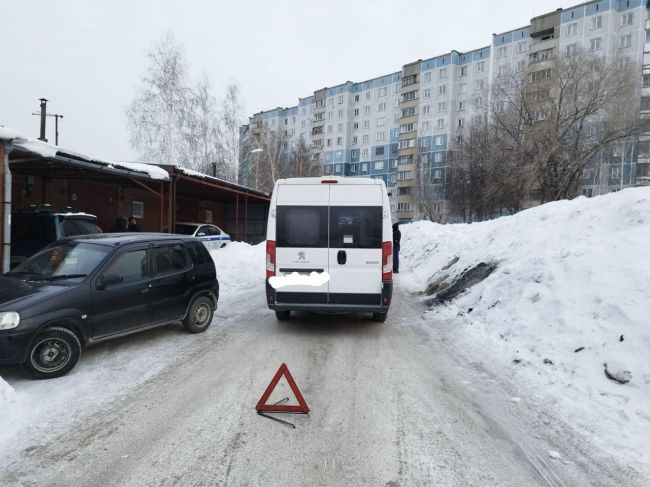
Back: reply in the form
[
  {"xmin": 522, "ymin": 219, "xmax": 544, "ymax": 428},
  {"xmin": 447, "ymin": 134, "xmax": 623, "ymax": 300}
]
[
  {"xmin": 140, "ymin": 284, "xmax": 152, "ymax": 293},
  {"xmin": 337, "ymin": 250, "xmax": 347, "ymax": 265}
]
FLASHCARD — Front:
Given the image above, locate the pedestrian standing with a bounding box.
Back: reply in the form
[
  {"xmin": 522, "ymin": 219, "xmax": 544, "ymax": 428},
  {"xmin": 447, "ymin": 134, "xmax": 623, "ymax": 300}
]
[
  {"xmin": 128, "ymin": 216, "xmax": 141, "ymax": 232},
  {"xmin": 392, "ymin": 222, "xmax": 401, "ymax": 274},
  {"xmin": 111, "ymin": 216, "xmax": 129, "ymax": 233}
]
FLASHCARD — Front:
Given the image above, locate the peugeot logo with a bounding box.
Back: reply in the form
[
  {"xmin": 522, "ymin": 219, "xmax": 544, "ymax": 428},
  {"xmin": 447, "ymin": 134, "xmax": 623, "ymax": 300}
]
[{"xmin": 298, "ymin": 251, "xmax": 306, "ymax": 260}]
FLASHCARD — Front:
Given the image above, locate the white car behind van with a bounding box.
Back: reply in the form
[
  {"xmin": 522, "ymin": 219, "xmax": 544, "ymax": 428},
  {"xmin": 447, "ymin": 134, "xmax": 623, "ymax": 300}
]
[{"xmin": 265, "ymin": 177, "xmax": 393, "ymax": 322}]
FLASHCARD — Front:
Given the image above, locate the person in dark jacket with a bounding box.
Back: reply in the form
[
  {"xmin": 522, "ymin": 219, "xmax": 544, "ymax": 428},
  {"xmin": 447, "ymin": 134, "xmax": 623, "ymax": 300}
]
[
  {"xmin": 392, "ymin": 222, "xmax": 401, "ymax": 274},
  {"xmin": 128, "ymin": 216, "xmax": 141, "ymax": 232},
  {"xmin": 111, "ymin": 216, "xmax": 129, "ymax": 233}
]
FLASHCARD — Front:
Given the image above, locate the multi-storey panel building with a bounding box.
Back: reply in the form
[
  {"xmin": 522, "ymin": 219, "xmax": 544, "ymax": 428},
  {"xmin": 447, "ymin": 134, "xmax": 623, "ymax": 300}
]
[{"xmin": 240, "ymin": 0, "xmax": 650, "ymax": 220}]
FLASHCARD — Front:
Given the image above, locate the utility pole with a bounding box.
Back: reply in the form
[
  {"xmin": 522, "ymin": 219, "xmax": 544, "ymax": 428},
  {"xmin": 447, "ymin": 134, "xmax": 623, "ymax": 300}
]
[{"xmin": 32, "ymin": 99, "xmax": 64, "ymax": 145}]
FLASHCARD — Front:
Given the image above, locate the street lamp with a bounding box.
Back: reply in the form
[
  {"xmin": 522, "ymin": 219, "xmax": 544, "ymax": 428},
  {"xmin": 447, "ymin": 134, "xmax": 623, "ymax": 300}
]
[{"xmin": 251, "ymin": 147, "xmax": 263, "ymax": 190}]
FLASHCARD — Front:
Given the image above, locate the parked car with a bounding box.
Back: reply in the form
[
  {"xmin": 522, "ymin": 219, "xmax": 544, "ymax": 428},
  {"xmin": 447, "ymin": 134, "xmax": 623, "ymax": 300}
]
[
  {"xmin": 0, "ymin": 234, "xmax": 219, "ymax": 379},
  {"xmin": 10, "ymin": 206, "xmax": 102, "ymax": 268},
  {"xmin": 265, "ymin": 176, "xmax": 393, "ymax": 322},
  {"xmin": 174, "ymin": 222, "xmax": 230, "ymax": 250}
]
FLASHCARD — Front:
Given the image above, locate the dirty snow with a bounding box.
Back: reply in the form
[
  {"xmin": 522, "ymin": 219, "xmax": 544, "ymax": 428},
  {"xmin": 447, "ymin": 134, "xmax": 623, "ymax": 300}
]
[{"xmin": 400, "ymin": 187, "xmax": 650, "ymax": 474}]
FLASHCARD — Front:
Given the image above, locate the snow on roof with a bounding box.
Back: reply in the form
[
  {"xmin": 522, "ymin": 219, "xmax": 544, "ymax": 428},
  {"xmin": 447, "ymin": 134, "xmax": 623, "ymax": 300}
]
[
  {"xmin": 173, "ymin": 165, "xmax": 270, "ymax": 196},
  {"xmin": 0, "ymin": 125, "xmax": 169, "ymax": 181}
]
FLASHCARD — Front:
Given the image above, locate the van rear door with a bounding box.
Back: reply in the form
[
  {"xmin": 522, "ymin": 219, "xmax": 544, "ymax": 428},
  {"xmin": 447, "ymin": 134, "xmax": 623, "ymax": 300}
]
[
  {"xmin": 274, "ymin": 184, "xmax": 329, "ymax": 302},
  {"xmin": 328, "ymin": 184, "xmax": 384, "ymax": 304}
]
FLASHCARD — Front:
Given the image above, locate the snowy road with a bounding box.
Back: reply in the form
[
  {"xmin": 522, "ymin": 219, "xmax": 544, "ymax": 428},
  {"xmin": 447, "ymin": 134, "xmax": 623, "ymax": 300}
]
[{"xmin": 0, "ymin": 284, "xmax": 644, "ymax": 486}]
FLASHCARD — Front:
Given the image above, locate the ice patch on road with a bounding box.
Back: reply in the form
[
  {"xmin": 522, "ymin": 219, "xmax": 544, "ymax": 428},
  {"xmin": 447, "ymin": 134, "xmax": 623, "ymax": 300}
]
[{"xmin": 400, "ymin": 187, "xmax": 650, "ymax": 474}]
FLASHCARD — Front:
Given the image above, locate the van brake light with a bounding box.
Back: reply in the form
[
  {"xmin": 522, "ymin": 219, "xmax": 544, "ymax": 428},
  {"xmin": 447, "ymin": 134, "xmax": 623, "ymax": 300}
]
[
  {"xmin": 382, "ymin": 241, "xmax": 393, "ymax": 281},
  {"xmin": 266, "ymin": 240, "xmax": 276, "ymax": 278}
]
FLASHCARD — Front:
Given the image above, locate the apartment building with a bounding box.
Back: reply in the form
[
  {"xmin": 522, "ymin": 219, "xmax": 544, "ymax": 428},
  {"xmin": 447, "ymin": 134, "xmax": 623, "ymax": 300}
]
[{"xmin": 240, "ymin": 0, "xmax": 650, "ymax": 221}]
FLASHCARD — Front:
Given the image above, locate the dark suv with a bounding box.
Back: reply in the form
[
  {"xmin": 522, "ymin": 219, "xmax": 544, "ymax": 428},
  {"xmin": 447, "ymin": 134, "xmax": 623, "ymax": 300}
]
[
  {"xmin": 10, "ymin": 208, "xmax": 102, "ymax": 268},
  {"xmin": 0, "ymin": 234, "xmax": 219, "ymax": 379}
]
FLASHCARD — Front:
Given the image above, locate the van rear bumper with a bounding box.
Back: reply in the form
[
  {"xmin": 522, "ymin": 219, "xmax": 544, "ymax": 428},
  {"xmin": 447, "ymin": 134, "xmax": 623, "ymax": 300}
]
[{"xmin": 265, "ymin": 279, "xmax": 393, "ymax": 313}]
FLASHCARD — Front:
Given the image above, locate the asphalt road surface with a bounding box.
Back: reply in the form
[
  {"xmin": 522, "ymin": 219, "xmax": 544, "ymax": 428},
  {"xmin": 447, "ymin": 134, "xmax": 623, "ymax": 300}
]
[{"xmin": 1, "ymin": 284, "xmax": 644, "ymax": 487}]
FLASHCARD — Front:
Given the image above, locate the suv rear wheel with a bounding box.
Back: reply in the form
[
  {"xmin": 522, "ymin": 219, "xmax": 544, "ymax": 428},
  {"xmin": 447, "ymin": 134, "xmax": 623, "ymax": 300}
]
[
  {"xmin": 24, "ymin": 326, "xmax": 81, "ymax": 379},
  {"xmin": 183, "ymin": 296, "xmax": 214, "ymax": 333}
]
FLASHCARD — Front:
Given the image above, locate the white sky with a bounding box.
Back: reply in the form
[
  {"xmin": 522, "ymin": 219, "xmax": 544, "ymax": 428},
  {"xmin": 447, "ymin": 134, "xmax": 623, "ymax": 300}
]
[{"xmin": 0, "ymin": 0, "xmax": 579, "ymax": 161}]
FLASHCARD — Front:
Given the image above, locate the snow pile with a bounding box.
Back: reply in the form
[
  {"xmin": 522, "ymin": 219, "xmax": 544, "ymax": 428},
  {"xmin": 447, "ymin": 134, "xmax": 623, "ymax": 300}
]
[
  {"xmin": 400, "ymin": 187, "xmax": 650, "ymax": 472},
  {"xmin": 210, "ymin": 241, "xmax": 265, "ymax": 294}
]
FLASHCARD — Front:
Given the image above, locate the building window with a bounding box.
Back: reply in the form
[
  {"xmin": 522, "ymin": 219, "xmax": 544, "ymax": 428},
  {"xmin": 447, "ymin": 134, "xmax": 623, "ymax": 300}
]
[
  {"xmin": 590, "ymin": 37, "xmax": 602, "ymax": 51},
  {"xmin": 438, "ymin": 85, "xmax": 447, "ymax": 96},
  {"xmin": 517, "ymin": 41, "xmax": 526, "ymax": 53},
  {"xmin": 439, "ymin": 67, "xmax": 447, "ymax": 79},
  {"xmin": 517, "ymin": 60, "xmax": 525, "ymax": 72},
  {"xmin": 498, "ymin": 66, "xmax": 507, "ymax": 77},
  {"xmin": 354, "ymin": 94, "xmax": 360, "ymax": 102},
  {"xmin": 458, "ymin": 101, "xmax": 466, "ymax": 111},
  {"xmin": 476, "ymin": 61, "xmax": 485, "ymax": 73},
  {"xmin": 475, "ymin": 80, "xmax": 485, "ymax": 91},
  {"xmin": 567, "ymin": 22, "xmax": 577, "ymax": 36},
  {"xmin": 364, "ymin": 106, "xmax": 371, "ymax": 115},
  {"xmin": 362, "ymin": 134, "xmax": 369, "ymax": 144},
  {"xmin": 423, "ymin": 88, "xmax": 431, "ymax": 98},
  {"xmin": 353, "ymin": 108, "xmax": 359, "ymax": 117},
  {"xmin": 132, "ymin": 201, "xmax": 144, "ymax": 218},
  {"xmin": 361, "ymin": 163, "xmax": 368, "ymax": 171},
  {"xmin": 400, "ymin": 123, "xmax": 415, "ymax": 133},
  {"xmin": 338, "ymin": 95, "xmax": 344, "ymax": 104},
  {"xmin": 620, "ymin": 12, "xmax": 633, "ymax": 26},
  {"xmin": 362, "ymin": 148, "xmax": 369, "ymax": 157},
  {"xmin": 421, "ymin": 121, "xmax": 430, "ymax": 131},
  {"xmin": 402, "ymin": 106, "xmax": 416, "ymax": 117},
  {"xmin": 615, "ymin": 56, "xmax": 630, "ymax": 70},
  {"xmin": 642, "ymin": 74, "xmax": 650, "ymax": 87},
  {"xmin": 438, "ymin": 102, "xmax": 447, "ymax": 112},
  {"xmin": 353, "ymin": 122, "xmax": 359, "ymax": 130},
  {"xmin": 497, "ymin": 46, "xmax": 507, "ymax": 58},
  {"xmin": 378, "ymin": 102, "xmax": 386, "ymax": 111},
  {"xmin": 375, "ymin": 146, "xmax": 385, "ymax": 156},
  {"xmin": 620, "ymin": 35, "xmax": 632, "ymax": 49},
  {"xmin": 352, "ymin": 135, "xmax": 358, "ymax": 144},
  {"xmin": 436, "ymin": 118, "xmax": 445, "ymax": 129},
  {"xmin": 376, "ymin": 132, "xmax": 385, "ymax": 141},
  {"xmin": 378, "ymin": 87, "xmax": 387, "ymax": 97},
  {"xmin": 458, "ymin": 83, "xmax": 467, "ymax": 93},
  {"xmin": 434, "ymin": 152, "xmax": 443, "ymax": 163},
  {"xmin": 423, "ymin": 105, "xmax": 430, "ymax": 115},
  {"xmin": 363, "ymin": 120, "xmax": 370, "ymax": 129},
  {"xmin": 374, "ymin": 161, "xmax": 384, "ymax": 170},
  {"xmin": 424, "ymin": 72, "xmax": 431, "ymax": 82},
  {"xmin": 338, "ymin": 123, "xmax": 343, "ymax": 132},
  {"xmin": 565, "ymin": 44, "xmax": 577, "ymax": 56},
  {"xmin": 591, "ymin": 15, "xmax": 602, "ymax": 30},
  {"xmin": 435, "ymin": 136, "xmax": 443, "ymax": 145},
  {"xmin": 397, "ymin": 202, "xmax": 411, "ymax": 211},
  {"xmin": 377, "ymin": 116, "xmax": 386, "ymax": 126},
  {"xmin": 337, "ymin": 137, "xmax": 343, "ymax": 145},
  {"xmin": 402, "ymin": 90, "xmax": 417, "ymax": 102}
]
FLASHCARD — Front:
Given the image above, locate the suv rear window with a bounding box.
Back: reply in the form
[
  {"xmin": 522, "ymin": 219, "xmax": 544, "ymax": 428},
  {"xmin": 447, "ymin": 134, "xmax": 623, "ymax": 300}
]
[
  {"xmin": 61, "ymin": 218, "xmax": 99, "ymax": 237},
  {"xmin": 330, "ymin": 207, "xmax": 382, "ymax": 249},
  {"xmin": 276, "ymin": 206, "xmax": 328, "ymax": 248}
]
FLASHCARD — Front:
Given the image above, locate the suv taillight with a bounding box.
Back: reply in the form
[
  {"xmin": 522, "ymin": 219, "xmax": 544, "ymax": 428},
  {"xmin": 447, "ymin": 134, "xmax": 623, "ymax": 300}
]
[
  {"xmin": 266, "ymin": 240, "xmax": 276, "ymax": 279},
  {"xmin": 382, "ymin": 241, "xmax": 393, "ymax": 281}
]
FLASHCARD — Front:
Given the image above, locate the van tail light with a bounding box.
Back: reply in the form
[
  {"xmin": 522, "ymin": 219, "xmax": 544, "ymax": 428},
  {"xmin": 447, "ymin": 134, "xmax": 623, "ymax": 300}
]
[
  {"xmin": 382, "ymin": 241, "xmax": 393, "ymax": 281},
  {"xmin": 266, "ymin": 240, "xmax": 276, "ymax": 279}
]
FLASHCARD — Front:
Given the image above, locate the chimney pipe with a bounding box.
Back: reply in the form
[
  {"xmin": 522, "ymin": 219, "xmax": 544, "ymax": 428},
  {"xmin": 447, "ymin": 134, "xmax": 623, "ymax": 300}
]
[{"xmin": 38, "ymin": 98, "xmax": 48, "ymax": 142}]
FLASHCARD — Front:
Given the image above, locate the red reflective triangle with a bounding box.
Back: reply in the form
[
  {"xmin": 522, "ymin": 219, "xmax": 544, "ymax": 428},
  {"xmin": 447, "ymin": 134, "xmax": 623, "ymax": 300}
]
[{"xmin": 255, "ymin": 363, "xmax": 310, "ymax": 413}]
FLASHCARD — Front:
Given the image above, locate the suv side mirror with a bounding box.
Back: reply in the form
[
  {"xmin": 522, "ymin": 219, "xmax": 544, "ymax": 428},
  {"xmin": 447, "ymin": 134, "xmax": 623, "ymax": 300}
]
[{"xmin": 98, "ymin": 274, "xmax": 123, "ymax": 289}]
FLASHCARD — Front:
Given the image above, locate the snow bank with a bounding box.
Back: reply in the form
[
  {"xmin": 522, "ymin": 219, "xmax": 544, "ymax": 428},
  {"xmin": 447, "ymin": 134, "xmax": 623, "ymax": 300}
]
[
  {"xmin": 210, "ymin": 241, "xmax": 265, "ymax": 295},
  {"xmin": 400, "ymin": 187, "xmax": 650, "ymax": 473}
]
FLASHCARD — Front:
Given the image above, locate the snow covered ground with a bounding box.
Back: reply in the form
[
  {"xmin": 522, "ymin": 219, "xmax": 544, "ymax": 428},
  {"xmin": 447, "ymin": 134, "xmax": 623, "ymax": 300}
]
[{"xmin": 399, "ymin": 187, "xmax": 650, "ymax": 475}]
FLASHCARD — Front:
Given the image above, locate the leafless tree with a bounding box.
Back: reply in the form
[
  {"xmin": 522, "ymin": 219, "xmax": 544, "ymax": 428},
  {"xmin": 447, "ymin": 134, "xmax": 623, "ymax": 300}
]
[
  {"xmin": 285, "ymin": 136, "xmax": 318, "ymax": 178},
  {"xmin": 253, "ymin": 126, "xmax": 287, "ymax": 192},
  {"xmin": 490, "ymin": 49, "xmax": 639, "ymax": 203},
  {"xmin": 219, "ymin": 82, "xmax": 243, "ymax": 182},
  {"xmin": 127, "ymin": 32, "xmax": 190, "ymax": 165}
]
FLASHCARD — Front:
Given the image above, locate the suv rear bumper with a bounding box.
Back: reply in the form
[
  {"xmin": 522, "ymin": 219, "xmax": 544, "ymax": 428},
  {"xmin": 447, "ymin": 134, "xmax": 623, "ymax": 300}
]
[{"xmin": 265, "ymin": 279, "xmax": 393, "ymax": 314}]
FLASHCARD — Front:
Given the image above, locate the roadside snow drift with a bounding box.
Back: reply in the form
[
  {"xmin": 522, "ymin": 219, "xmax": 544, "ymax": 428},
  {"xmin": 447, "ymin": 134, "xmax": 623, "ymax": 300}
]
[
  {"xmin": 209, "ymin": 241, "xmax": 265, "ymax": 293},
  {"xmin": 400, "ymin": 187, "xmax": 650, "ymax": 473}
]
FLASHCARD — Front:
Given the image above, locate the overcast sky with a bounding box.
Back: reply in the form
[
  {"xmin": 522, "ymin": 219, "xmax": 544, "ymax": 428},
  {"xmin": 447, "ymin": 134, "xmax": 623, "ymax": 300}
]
[{"xmin": 1, "ymin": 0, "xmax": 579, "ymax": 161}]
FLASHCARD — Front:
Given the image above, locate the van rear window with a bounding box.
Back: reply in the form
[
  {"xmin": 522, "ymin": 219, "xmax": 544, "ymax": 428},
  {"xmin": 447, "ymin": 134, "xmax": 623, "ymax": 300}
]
[
  {"xmin": 276, "ymin": 206, "xmax": 328, "ymax": 248},
  {"xmin": 330, "ymin": 207, "xmax": 382, "ymax": 249}
]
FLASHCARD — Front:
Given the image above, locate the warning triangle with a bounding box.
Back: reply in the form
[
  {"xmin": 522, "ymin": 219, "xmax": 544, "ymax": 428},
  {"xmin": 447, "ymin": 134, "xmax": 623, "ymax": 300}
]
[{"xmin": 255, "ymin": 363, "xmax": 310, "ymax": 413}]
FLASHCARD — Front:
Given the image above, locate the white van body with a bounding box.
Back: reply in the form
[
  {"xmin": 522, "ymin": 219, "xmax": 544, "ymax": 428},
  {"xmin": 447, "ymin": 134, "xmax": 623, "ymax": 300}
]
[{"xmin": 265, "ymin": 177, "xmax": 393, "ymax": 321}]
